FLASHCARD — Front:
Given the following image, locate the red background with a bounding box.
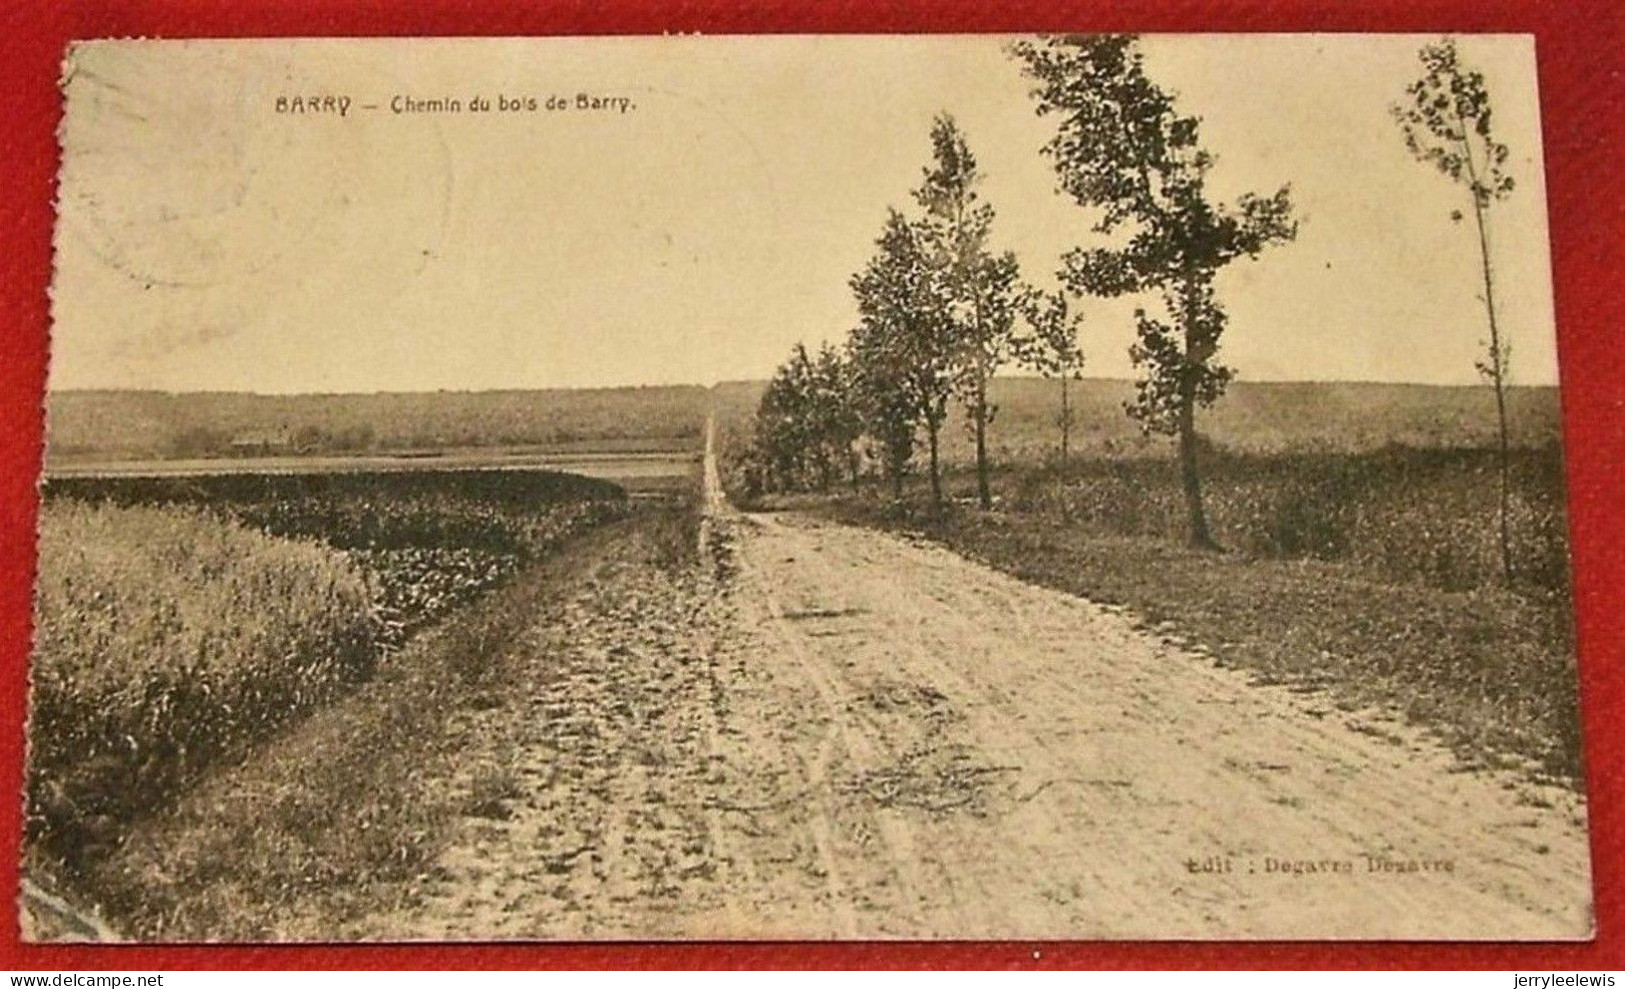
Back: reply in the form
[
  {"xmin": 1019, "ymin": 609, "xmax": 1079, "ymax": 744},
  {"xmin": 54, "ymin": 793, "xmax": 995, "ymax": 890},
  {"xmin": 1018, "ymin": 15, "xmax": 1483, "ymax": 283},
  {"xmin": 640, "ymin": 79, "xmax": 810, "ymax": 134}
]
[{"xmin": 2, "ymin": 0, "xmax": 1621, "ymax": 971}]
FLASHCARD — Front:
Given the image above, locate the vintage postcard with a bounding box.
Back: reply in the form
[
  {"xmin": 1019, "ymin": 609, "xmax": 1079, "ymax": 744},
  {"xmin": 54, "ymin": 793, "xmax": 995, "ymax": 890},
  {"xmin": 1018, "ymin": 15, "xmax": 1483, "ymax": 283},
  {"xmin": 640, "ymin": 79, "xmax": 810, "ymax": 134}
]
[{"xmin": 24, "ymin": 34, "xmax": 1590, "ymax": 942}]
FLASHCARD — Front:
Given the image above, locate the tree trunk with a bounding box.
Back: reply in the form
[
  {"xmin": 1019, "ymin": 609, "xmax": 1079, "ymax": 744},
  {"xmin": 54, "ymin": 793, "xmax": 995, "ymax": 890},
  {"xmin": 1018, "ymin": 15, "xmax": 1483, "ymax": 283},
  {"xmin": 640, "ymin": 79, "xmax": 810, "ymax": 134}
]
[
  {"xmin": 1491, "ymin": 347, "xmax": 1513, "ymax": 586},
  {"xmin": 1457, "ymin": 116, "xmax": 1514, "ymax": 585},
  {"xmin": 1171, "ymin": 269, "xmax": 1218, "ymax": 551},
  {"xmin": 974, "ymin": 380, "xmax": 992, "ymax": 510},
  {"xmin": 1059, "ymin": 375, "xmax": 1071, "ymax": 466},
  {"xmin": 927, "ymin": 419, "xmax": 943, "ymax": 514},
  {"xmin": 1469, "ymin": 195, "xmax": 1513, "ymax": 584},
  {"xmin": 1176, "ymin": 345, "xmax": 1215, "ymax": 550},
  {"xmin": 1177, "ymin": 397, "xmax": 1214, "ymax": 550}
]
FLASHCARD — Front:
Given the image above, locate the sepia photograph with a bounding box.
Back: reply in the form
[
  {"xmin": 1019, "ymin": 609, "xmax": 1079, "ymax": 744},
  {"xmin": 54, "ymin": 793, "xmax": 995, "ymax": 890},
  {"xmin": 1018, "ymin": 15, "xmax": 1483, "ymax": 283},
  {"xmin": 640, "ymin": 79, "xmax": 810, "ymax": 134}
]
[{"xmin": 23, "ymin": 33, "xmax": 1591, "ymax": 942}]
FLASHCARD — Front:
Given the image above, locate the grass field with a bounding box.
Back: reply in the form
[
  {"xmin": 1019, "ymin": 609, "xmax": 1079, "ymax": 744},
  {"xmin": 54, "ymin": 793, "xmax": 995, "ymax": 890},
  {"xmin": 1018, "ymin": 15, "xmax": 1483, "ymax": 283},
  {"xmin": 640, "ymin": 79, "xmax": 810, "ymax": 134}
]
[
  {"xmin": 29, "ymin": 469, "xmax": 631, "ymax": 891},
  {"xmin": 996, "ymin": 444, "xmax": 1570, "ymax": 594}
]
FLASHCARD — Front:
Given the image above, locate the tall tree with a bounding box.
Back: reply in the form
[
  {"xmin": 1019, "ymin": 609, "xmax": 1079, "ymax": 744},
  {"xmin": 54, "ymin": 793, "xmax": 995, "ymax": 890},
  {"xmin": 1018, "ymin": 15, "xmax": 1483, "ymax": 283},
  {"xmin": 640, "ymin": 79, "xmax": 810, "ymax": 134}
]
[
  {"xmin": 850, "ymin": 208, "xmax": 956, "ymax": 511},
  {"xmin": 914, "ymin": 115, "xmax": 1024, "ymax": 511},
  {"xmin": 1392, "ymin": 37, "xmax": 1518, "ymax": 583},
  {"xmin": 810, "ymin": 341, "xmax": 864, "ymax": 490},
  {"xmin": 754, "ymin": 344, "xmax": 818, "ymax": 491},
  {"xmin": 752, "ymin": 341, "xmax": 863, "ymax": 494},
  {"xmin": 1018, "ymin": 287, "xmax": 1087, "ymax": 464},
  {"xmin": 1012, "ymin": 34, "xmax": 1297, "ymax": 548},
  {"xmin": 850, "ymin": 326, "xmax": 919, "ymax": 500}
]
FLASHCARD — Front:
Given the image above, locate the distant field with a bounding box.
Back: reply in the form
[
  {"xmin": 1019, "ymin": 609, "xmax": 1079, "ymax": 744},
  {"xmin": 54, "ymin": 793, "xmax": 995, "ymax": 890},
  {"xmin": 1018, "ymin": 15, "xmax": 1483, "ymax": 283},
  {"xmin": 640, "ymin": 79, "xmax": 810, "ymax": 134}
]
[
  {"xmin": 45, "ymin": 386, "xmax": 711, "ymax": 464},
  {"xmin": 713, "ymin": 376, "xmax": 1564, "ymax": 468},
  {"xmin": 46, "ymin": 448, "xmax": 700, "ymax": 498}
]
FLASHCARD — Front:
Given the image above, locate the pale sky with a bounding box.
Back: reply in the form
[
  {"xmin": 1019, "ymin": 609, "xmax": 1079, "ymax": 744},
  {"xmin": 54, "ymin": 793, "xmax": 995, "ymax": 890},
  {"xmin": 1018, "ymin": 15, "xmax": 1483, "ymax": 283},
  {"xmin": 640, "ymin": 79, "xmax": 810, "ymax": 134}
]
[{"xmin": 50, "ymin": 34, "xmax": 1559, "ymax": 393}]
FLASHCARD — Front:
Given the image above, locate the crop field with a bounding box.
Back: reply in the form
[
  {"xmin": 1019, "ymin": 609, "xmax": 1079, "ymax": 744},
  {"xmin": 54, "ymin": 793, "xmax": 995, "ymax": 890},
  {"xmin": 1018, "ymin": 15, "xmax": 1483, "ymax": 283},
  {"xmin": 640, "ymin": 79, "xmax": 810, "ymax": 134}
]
[
  {"xmin": 29, "ymin": 468, "xmax": 631, "ymax": 879},
  {"xmin": 44, "ymin": 469, "xmax": 631, "ymax": 649}
]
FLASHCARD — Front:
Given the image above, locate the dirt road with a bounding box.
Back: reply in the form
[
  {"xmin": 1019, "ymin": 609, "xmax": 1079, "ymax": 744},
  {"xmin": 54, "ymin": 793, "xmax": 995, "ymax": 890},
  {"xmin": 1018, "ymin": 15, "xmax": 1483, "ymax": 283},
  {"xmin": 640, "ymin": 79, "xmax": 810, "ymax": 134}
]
[{"xmin": 357, "ymin": 418, "xmax": 1592, "ymax": 941}]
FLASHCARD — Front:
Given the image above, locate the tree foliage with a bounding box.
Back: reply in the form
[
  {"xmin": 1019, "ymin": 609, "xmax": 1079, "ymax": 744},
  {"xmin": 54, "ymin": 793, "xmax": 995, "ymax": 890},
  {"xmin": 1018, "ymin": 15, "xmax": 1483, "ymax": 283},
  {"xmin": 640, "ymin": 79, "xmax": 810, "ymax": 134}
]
[
  {"xmin": 1017, "ymin": 287, "xmax": 1087, "ymax": 461},
  {"xmin": 912, "ymin": 114, "xmax": 1025, "ymax": 509},
  {"xmin": 1017, "ymin": 288, "xmax": 1086, "ymax": 378},
  {"xmin": 809, "ymin": 342, "xmax": 864, "ymax": 489},
  {"xmin": 751, "ymin": 342, "xmax": 864, "ymax": 493},
  {"xmin": 1392, "ymin": 39, "xmax": 1515, "ymax": 209},
  {"xmin": 749, "ymin": 117, "xmax": 1074, "ymax": 510},
  {"xmin": 1390, "ymin": 35, "xmax": 1515, "ymax": 394},
  {"xmin": 752, "ymin": 344, "xmax": 816, "ymax": 492},
  {"xmin": 849, "ymin": 207, "xmax": 958, "ymax": 504}
]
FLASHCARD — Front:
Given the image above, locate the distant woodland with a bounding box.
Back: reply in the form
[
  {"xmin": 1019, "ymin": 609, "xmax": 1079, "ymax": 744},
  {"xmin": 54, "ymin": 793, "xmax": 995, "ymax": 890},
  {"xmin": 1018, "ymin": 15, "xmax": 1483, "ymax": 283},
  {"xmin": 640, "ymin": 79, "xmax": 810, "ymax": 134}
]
[{"xmin": 45, "ymin": 386, "xmax": 713, "ymax": 463}]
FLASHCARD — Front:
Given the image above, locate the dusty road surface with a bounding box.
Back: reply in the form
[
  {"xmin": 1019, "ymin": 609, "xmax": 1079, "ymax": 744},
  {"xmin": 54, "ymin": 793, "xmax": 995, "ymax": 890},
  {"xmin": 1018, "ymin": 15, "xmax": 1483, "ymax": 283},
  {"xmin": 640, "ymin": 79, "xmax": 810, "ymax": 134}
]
[{"xmin": 356, "ymin": 419, "xmax": 1592, "ymax": 941}]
